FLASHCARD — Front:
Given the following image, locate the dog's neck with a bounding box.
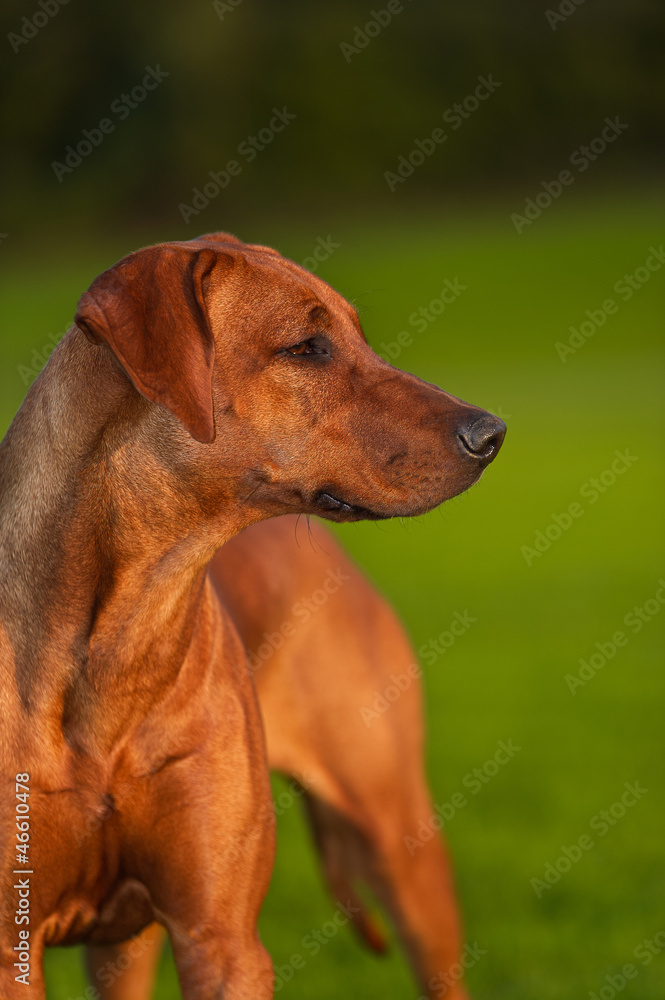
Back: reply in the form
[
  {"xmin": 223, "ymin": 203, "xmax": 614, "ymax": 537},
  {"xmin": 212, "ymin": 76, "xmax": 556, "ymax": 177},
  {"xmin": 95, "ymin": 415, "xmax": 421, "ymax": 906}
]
[{"xmin": 0, "ymin": 328, "xmax": 246, "ymax": 753}]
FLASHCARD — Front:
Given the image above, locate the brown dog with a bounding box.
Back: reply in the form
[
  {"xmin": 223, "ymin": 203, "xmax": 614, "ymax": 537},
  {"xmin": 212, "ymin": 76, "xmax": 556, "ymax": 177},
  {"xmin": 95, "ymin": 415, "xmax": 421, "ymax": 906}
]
[
  {"xmin": 86, "ymin": 514, "xmax": 472, "ymax": 1000},
  {"xmin": 0, "ymin": 232, "xmax": 504, "ymax": 999}
]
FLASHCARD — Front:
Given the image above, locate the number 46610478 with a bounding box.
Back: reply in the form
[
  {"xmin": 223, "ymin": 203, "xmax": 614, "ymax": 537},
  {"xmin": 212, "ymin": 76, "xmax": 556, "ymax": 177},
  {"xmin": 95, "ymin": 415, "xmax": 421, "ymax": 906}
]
[{"xmin": 15, "ymin": 774, "xmax": 30, "ymax": 861}]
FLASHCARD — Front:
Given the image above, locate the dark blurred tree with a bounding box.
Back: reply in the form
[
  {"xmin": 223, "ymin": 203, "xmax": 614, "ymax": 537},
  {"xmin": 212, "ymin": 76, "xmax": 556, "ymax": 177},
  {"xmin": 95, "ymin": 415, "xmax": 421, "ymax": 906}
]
[{"xmin": 1, "ymin": 0, "xmax": 662, "ymax": 238}]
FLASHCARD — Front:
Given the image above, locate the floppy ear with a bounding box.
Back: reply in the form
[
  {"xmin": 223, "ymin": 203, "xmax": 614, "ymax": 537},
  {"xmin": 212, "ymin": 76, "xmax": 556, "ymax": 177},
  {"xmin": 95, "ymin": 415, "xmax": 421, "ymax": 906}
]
[
  {"xmin": 75, "ymin": 244, "xmax": 228, "ymax": 444},
  {"xmin": 191, "ymin": 231, "xmax": 243, "ymax": 246},
  {"xmin": 192, "ymin": 232, "xmax": 280, "ymax": 258}
]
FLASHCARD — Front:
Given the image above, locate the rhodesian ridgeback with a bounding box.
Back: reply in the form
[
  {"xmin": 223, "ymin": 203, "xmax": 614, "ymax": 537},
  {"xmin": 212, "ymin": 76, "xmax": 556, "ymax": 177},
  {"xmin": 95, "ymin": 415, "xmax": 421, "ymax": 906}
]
[
  {"xmin": 0, "ymin": 232, "xmax": 505, "ymax": 999},
  {"xmin": 86, "ymin": 514, "xmax": 477, "ymax": 1000}
]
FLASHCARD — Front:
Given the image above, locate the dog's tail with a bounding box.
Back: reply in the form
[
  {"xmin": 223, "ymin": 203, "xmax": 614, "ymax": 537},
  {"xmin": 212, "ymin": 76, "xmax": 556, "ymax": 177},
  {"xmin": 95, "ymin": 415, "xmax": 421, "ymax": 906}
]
[{"xmin": 301, "ymin": 789, "xmax": 389, "ymax": 954}]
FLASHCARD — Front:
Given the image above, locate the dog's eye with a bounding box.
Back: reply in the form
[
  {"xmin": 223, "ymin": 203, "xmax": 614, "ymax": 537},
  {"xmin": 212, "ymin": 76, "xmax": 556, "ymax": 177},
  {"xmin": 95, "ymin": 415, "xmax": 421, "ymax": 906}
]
[
  {"xmin": 288, "ymin": 341, "xmax": 315, "ymax": 355},
  {"xmin": 283, "ymin": 338, "xmax": 329, "ymax": 357}
]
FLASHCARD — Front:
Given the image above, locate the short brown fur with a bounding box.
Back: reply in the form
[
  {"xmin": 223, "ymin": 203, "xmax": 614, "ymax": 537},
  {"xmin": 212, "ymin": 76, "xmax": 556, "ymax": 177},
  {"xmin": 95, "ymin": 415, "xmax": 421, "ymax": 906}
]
[
  {"xmin": 87, "ymin": 515, "xmax": 471, "ymax": 999},
  {"xmin": 0, "ymin": 233, "xmax": 504, "ymax": 998}
]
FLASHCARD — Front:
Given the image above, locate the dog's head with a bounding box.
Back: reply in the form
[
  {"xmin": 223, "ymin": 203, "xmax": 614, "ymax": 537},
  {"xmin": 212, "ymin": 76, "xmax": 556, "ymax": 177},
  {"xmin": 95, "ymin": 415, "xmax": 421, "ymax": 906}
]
[{"xmin": 75, "ymin": 233, "xmax": 505, "ymax": 523}]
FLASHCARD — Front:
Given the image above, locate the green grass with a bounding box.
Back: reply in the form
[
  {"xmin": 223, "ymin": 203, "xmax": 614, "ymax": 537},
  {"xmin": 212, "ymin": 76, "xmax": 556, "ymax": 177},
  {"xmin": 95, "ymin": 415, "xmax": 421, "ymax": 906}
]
[{"xmin": 2, "ymin": 193, "xmax": 664, "ymax": 997}]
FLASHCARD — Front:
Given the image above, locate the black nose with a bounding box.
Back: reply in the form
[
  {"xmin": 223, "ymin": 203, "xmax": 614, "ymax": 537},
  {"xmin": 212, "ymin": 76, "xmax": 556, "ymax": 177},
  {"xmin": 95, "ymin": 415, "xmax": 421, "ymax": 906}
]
[{"xmin": 458, "ymin": 414, "xmax": 506, "ymax": 463}]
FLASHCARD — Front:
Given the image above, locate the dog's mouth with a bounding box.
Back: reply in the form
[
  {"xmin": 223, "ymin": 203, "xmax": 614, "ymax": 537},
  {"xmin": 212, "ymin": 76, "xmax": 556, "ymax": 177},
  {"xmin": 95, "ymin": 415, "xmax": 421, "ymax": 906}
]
[{"xmin": 314, "ymin": 490, "xmax": 384, "ymax": 522}]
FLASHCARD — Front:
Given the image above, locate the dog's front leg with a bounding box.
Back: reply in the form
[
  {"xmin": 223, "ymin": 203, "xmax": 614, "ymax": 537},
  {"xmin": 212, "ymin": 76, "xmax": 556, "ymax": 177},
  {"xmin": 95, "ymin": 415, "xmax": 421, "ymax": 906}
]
[
  {"xmin": 88, "ymin": 921, "xmax": 273, "ymax": 1000},
  {"xmin": 122, "ymin": 665, "xmax": 276, "ymax": 1000},
  {"xmin": 170, "ymin": 925, "xmax": 273, "ymax": 1000},
  {"xmin": 158, "ymin": 792, "xmax": 275, "ymax": 1000},
  {"xmin": 0, "ymin": 936, "xmax": 46, "ymax": 1000},
  {"xmin": 85, "ymin": 923, "xmax": 164, "ymax": 1000}
]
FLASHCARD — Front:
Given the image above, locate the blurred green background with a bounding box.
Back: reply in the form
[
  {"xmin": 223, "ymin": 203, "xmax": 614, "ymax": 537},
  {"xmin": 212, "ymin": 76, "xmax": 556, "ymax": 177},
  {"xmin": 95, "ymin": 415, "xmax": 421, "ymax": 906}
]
[{"xmin": 2, "ymin": 0, "xmax": 664, "ymax": 997}]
